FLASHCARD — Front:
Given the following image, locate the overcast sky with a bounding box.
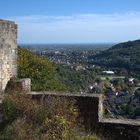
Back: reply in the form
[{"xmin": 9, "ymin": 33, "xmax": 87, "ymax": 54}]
[{"xmin": 1, "ymin": 0, "xmax": 140, "ymax": 44}]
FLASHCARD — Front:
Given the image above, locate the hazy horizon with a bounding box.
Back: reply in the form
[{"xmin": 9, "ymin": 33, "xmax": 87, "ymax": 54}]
[
  {"xmin": 1, "ymin": 0, "xmax": 140, "ymax": 44},
  {"xmin": 19, "ymin": 42, "xmax": 116, "ymax": 45}
]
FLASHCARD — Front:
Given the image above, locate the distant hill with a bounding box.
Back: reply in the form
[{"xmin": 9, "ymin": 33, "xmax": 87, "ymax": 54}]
[{"xmin": 89, "ymin": 39, "xmax": 140, "ymax": 78}]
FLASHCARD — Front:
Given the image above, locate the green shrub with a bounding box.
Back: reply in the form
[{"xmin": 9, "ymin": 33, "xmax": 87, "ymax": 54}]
[
  {"xmin": 0, "ymin": 118, "xmax": 36, "ymax": 140},
  {"xmin": 18, "ymin": 48, "xmax": 67, "ymax": 91},
  {"xmin": 68, "ymin": 134, "xmax": 101, "ymax": 140},
  {"xmin": 0, "ymin": 92, "xmax": 85, "ymax": 140}
]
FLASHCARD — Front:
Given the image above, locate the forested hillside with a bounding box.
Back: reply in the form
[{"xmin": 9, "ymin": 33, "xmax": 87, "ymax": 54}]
[
  {"xmin": 18, "ymin": 48, "xmax": 96, "ymax": 92},
  {"xmin": 89, "ymin": 39, "xmax": 140, "ymax": 78},
  {"xmin": 56, "ymin": 65, "xmax": 96, "ymax": 92},
  {"xmin": 18, "ymin": 48, "xmax": 67, "ymax": 91}
]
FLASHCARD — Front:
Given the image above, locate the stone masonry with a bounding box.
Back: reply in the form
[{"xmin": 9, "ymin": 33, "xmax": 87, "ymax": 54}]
[
  {"xmin": 0, "ymin": 20, "xmax": 17, "ymax": 93},
  {"xmin": 31, "ymin": 92, "xmax": 140, "ymax": 140}
]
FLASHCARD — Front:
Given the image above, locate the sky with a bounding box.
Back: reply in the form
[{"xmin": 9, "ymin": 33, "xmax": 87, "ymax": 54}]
[{"xmin": 1, "ymin": 0, "xmax": 140, "ymax": 44}]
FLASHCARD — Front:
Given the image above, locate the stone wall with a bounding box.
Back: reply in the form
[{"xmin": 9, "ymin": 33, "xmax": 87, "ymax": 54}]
[
  {"xmin": 5, "ymin": 78, "xmax": 31, "ymax": 93},
  {"xmin": 31, "ymin": 92, "xmax": 99, "ymax": 131},
  {"xmin": 30, "ymin": 92, "xmax": 140, "ymax": 140},
  {"xmin": 0, "ymin": 20, "xmax": 17, "ymax": 93}
]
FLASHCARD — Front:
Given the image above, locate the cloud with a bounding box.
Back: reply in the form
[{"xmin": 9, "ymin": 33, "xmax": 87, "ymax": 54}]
[{"xmin": 7, "ymin": 12, "xmax": 140, "ymax": 43}]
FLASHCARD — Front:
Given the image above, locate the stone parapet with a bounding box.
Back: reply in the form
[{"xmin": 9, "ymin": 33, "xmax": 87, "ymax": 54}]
[{"xmin": 30, "ymin": 92, "xmax": 140, "ymax": 140}]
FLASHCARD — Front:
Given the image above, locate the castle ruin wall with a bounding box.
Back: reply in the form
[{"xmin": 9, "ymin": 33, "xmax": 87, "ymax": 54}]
[{"xmin": 0, "ymin": 20, "xmax": 17, "ymax": 93}]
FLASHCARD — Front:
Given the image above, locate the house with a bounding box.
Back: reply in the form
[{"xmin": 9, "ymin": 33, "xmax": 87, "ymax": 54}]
[
  {"xmin": 128, "ymin": 78, "xmax": 134, "ymax": 84},
  {"xmin": 102, "ymin": 71, "xmax": 114, "ymax": 75}
]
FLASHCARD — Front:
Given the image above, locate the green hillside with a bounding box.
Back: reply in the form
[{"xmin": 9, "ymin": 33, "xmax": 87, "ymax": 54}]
[
  {"xmin": 56, "ymin": 65, "xmax": 96, "ymax": 92},
  {"xmin": 18, "ymin": 48, "xmax": 67, "ymax": 91},
  {"xmin": 18, "ymin": 48, "xmax": 97, "ymax": 92},
  {"xmin": 90, "ymin": 39, "xmax": 140, "ymax": 78}
]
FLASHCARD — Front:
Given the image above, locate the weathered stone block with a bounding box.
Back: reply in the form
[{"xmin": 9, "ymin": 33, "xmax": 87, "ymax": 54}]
[{"xmin": 5, "ymin": 78, "xmax": 31, "ymax": 93}]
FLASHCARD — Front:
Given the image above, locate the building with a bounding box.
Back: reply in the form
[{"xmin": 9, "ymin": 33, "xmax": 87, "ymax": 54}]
[{"xmin": 102, "ymin": 70, "xmax": 114, "ymax": 75}]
